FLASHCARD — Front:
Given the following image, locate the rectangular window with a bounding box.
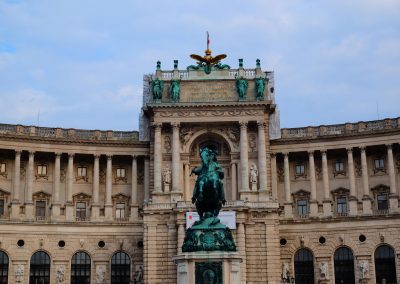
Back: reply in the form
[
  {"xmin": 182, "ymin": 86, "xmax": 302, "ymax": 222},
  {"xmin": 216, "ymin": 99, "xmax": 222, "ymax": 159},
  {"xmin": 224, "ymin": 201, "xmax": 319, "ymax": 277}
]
[
  {"xmin": 76, "ymin": 202, "xmax": 86, "ymax": 219},
  {"xmin": 374, "ymin": 158, "xmax": 385, "ymax": 170},
  {"xmin": 77, "ymin": 167, "xmax": 87, "ymax": 177},
  {"xmin": 297, "ymin": 199, "xmax": 308, "ymax": 216},
  {"xmin": 116, "ymin": 203, "xmax": 125, "ymax": 218},
  {"xmin": 116, "ymin": 168, "xmax": 126, "ymax": 178},
  {"xmin": 0, "ymin": 199, "xmax": 4, "ymax": 216},
  {"xmin": 337, "ymin": 196, "xmax": 347, "ymax": 215},
  {"xmin": 0, "ymin": 163, "xmax": 6, "ymax": 173},
  {"xmin": 377, "ymin": 193, "xmax": 388, "ymax": 210},
  {"xmin": 335, "ymin": 162, "xmax": 344, "ymax": 172},
  {"xmin": 35, "ymin": 201, "xmax": 46, "ymax": 217},
  {"xmin": 295, "ymin": 164, "xmax": 305, "ymax": 175},
  {"xmin": 37, "ymin": 165, "xmax": 47, "ymax": 175}
]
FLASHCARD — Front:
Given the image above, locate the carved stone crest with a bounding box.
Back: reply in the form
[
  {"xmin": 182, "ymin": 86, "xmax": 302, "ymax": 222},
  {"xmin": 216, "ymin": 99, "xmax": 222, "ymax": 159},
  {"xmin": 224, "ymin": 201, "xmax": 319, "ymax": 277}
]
[
  {"xmin": 56, "ymin": 265, "xmax": 65, "ymax": 283},
  {"xmin": 96, "ymin": 265, "xmax": 106, "ymax": 284},
  {"xmin": 15, "ymin": 264, "xmax": 24, "ymax": 283}
]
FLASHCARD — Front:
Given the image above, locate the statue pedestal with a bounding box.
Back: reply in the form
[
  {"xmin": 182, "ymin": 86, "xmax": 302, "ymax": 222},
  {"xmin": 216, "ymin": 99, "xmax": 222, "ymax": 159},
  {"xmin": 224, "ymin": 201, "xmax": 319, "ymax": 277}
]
[{"xmin": 173, "ymin": 251, "xmax": 242, "ymax": 284}]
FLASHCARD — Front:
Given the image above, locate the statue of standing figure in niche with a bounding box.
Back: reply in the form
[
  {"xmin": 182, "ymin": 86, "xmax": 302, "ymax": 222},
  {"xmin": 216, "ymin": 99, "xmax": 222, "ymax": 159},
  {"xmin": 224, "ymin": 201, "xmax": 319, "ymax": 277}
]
[
  {"xmin": 249, "ymin": 163, "xmax": 258, "ymax": 191},
  {"xmin": 169, "ymin": 79, "xmax": 180, "ymax": 102},
  {"xmin": 236, "ymin": 77, "xmax": 248, "ymax": 100},
  {"xmin": 359, "ymin": 260, "xmax": 369, "ymax": 279},
  {"xmin": 151, "ymin": 78, "xmax": 164, "ymax": 101},
  {"xmin": 163, "ymin": 164, "xmax": 171, "ymax": 192},
  {"xmin": 255, "ymin": 77, "xmax": 267, "ymax": 101}
]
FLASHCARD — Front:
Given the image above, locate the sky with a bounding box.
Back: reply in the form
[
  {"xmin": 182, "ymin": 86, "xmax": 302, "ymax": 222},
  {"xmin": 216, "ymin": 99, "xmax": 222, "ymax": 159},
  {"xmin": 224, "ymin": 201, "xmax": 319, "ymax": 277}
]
[{"xmin": 0, "ymin": 0, "xmax": 399, "ymax": 131}]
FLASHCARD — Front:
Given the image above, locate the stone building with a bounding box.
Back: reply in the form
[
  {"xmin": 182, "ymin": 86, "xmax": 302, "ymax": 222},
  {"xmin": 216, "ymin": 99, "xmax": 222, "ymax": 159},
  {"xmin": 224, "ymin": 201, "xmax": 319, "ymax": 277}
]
[{"xmin": 0, "ymin": 55, "xmax": 399, "ymax": 284}]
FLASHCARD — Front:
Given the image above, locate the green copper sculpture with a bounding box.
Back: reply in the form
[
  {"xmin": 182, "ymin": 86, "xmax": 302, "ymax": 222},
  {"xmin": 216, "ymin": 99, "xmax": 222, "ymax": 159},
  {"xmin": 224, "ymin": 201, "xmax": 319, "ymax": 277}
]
[
  {"xmin": 236, "ymin": 77, "xmax": 248, "ymax": 100},
  {"xmin": 182, "ymin": 147, "xmax": 236, "ymax": 252},
  {"xmin": 255, "ymin": 77, "xmax": 267, "ymax": 101},
  {"xmin": 168, "ymin": 79, "xmax": 180, "ymax": 103},
  {"xmin": 151, "ymin": 78, "xmax": 164, "ymax": 101}
]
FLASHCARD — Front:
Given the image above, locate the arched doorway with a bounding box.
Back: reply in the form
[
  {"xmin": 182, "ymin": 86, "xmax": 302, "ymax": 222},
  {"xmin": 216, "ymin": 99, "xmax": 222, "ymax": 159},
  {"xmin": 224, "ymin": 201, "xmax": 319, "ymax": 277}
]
[
  {"xmin": 111, "ymin": 251, "xmax": 131, "ymax": 284},
  {"xmin": 375, "ymin": 245, "xmax": 396, "ymax": 284},
  {"xmin": 334, "ymin": 247, "xmax": 355, "ymax": 284},
  {"xmin": 0, "ymin": 251, "xmax": 8, "ymax": 284},
  {"xmin": 188, "ymin": 133, "xmax": 234, "ymax": 201},
  {"xmin": 294, "ymin": 248, "xmax": 315, "ymax": 284},
  {"xmin": 30, "ymin": 251, "xmax": 50, "ymax": 284},
  {"xmin": 71, "ymin": 251, "xmax": 91, "ymax": 284}
]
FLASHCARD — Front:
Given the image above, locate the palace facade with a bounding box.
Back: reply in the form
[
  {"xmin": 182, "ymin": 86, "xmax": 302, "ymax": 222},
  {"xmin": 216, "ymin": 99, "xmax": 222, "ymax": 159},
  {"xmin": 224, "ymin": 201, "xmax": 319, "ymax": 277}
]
[{"xmin": 0, "ymin": 57, "xmax": 399, "ymax": 284}]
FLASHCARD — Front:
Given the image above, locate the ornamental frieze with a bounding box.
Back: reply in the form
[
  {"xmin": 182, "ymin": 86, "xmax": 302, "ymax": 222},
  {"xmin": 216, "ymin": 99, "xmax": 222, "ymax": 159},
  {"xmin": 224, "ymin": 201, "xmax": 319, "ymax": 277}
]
[{"xmin": 157, "ymin": 109, "xmax": 264, "ymax": 118}]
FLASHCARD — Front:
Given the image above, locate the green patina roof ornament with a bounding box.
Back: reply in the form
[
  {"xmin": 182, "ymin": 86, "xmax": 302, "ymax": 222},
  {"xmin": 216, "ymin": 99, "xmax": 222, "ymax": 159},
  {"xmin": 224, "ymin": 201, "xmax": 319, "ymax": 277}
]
[
  {"xmin": 256, "ymin": 58, "xmax": 261, "ymax": 68},
  {"xmin": 187, "ymin": 32, "xmax": 230, "ymax": 74},
  {"xmin": 156, "ymin": 61, "xmax": 161, "ymax": 70}
]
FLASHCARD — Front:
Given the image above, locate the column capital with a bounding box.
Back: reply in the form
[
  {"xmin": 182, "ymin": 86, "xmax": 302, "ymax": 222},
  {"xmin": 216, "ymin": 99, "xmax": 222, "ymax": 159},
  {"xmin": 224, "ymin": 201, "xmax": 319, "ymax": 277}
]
[
  {"xmin": 132, "ymin": 154, "xmax": 138, "ymax": 160},
  {"xmin": 152, "ymin": 122, "xmax": 162, "ymax": 129},
  {"xmin": 270, "ymin": 152, "xmax": 277, "ymax": 158},
  {"xmin": 106, "ymin": 154, "xmax": 113, "ymax": 160},
  {"xmin": 239, "ymin": 121, "xmax": 248, "ymax": 129},
  {"xmin": 230, "ymin": 161, "xmax": 237, "ymax": 166},
  {"xmin": 144, "ymin": 155, "xmax": 150, "ymax": 160},
  {"xmin": 93, "ymin": 153, "xmax": 101, "ymax": 159},
  {"xmin": 28, "ymin": 150, "xmax": 35, "ymax": 156},
  {"xmin": 68, "ymin": 153, "xmax": 75, "ymax": 158},
  {"xmin": 54, "ymin": 152, "xmax": 62, "ymax": 157},
  {"xmin": 183, "ymin": 161, "xmax": 190, "ymax": 166},
  {"xmin": 386, "ymin": 143, "xmax": 393, "ymax": 149},
  {"xmin": 308, "ymin": 150, "xmax": 314, "ymax": 156},
  {"xmin": 15, "ymin": 150, "xmax": 22, "ymax": 155},
  {"xmin": 171, "ymin": 122, "xmax": 180, "ymax": 129},
  {"xmin": 257, "ymin": 121, "xmax": 267, "ymax": 129},
  {"xmin": 320, "ymin": 149, "xmax": 327, "ymax": 155},
  {"xmin": 346, "ymin": 147, "xmax": 353, "ymax": 153},
  {"xmin": 282, "ymin": 151, "xmax": 289, "ymax": 157}
]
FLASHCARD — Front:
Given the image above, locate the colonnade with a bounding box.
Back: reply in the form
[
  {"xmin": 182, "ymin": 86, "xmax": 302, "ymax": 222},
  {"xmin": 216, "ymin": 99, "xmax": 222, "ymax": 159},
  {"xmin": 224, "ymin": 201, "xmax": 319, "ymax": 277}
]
[
  {"xmin": 8, "ymin": 150, "xmax": 149, "ymax": 221},
  {"xmin": 272, "ymin": 144, "xmax": 399, "ymax": 218}
]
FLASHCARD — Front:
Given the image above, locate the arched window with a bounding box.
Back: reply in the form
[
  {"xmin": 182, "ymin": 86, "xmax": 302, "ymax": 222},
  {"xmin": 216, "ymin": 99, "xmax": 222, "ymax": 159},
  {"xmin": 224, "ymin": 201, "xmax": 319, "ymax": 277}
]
[
  {"xmin": 334, "ymin": 247, "xmax": 355, "ymax": 284},
  {"xmin": 111, "ymin": 251, "xmax": 131, "ymax": 284},
  {"xmin": 294, "ymin": 248, "xmax": 315, "ymax": 284},
  {"xmin": 30, "ymin": 251, "xmax": 50, "ymax": 284},
  {"xmin": 0, "ymin": 251, "xmax": 8, "ymax": 284},
  {"xmin": 375, "ymin": 245, "xmax": 396, "ymax": 284},
  {"xmin": 71, "ymin": 251, "xmax": 91, "ymax": 284}
]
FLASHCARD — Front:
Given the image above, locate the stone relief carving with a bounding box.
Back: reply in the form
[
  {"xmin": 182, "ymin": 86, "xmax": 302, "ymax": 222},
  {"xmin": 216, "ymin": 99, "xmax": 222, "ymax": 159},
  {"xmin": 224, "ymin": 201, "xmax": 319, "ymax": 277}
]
[
  {"xmin": 158, "ymin": 109, "xmax": 263, "ymax": 118},
  {"xmin": 99, "ymin": 169, "xmax": 106, "ymax": 184},
  {"xmin": 249, "ymin": 163, "xmax": 258, "ymax": 191},
  {"xmin": 56, "ymin": 265, "xmax": 65, "ymax": 283},
  {"xmin": 249, "ymin": 134, "xmax": 256, "ymax": 152},
  {"xmin": 20, "ymin": 163, "xmax": 26, "ymax": 179},
  {"xmin": 133, "ymin": 266, "xmax": 144, "ymax": 284},
  {"xmin": 319, "ymin": 262, "xmax": 328, "ymax": 279},
  {"xmin": 163, "ymin": 135, "xmax": 171, "ymax": 153},
  {"xmin": 354, "ymin": 159, "xmax": 362, "ymax": 177},
  {"xmin": 96, "ymin": 265, "xmax": 106, "ymax": 284},
  {"xmin": 137, "ymin": 168, "xmax": 144, "ymax": 185},
  {"xmin": 15, "ymin": 264, "xmax": 24, "ymax": 283},
  {"xmin": 60, "ymin": 168, "xmax": 66, "ymax": 182},
  {"xmin": 162, "ymin": 164, "xmax": 171, "ymax": 192},
  {"xmin": 180, "ymin": 128, "xmax": 194, "ymax": 147},
  {"xmin": 282, "ymin": 262, "xmax": 289, "ymax": 280},
  {"xmin": 219, "ymin": 127, "xmax": 239, "ymax": 144},
  {"xmin": 359, "ymin": 260, "xmax": 369, "ymax": 279}
]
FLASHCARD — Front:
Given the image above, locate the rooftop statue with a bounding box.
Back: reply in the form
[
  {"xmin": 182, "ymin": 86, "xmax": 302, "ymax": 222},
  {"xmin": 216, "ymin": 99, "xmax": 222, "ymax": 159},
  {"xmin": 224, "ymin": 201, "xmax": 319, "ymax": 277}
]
[
  {"xmin": 182, "ymin": 147, "xmax": 236, "ymax": 252},
  {"xmin": 151, "ymin": 78, "xmax": 164, "ymax": 101}
]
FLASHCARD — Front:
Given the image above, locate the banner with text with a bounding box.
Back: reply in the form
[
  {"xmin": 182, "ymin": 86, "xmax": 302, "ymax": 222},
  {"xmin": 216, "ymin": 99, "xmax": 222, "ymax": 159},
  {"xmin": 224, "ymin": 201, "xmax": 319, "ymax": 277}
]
[{"xmin": 186, "ymin": 211, "xmax": 236, "ymax": 229}]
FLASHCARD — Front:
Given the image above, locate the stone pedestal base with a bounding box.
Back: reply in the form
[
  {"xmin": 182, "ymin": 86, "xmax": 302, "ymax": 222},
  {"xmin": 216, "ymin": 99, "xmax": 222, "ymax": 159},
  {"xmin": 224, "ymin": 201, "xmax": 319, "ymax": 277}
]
[
  {"xmin": 318, "ymin": 279, "xmax": 330, "ymax": 284},
  {"xmin": 322, "ymin": 200, "xmax": 332, "ymax": 217},
  {"xmin": 170, "ymin": 191, "xmax": 182, "ymax": 203},
  {"xmin": 362, "ymin": 196, "xmax": 372, "ymax": 215},
  {"xmin": 25, "ymin": 202, "xmax": 34, "ymax": 220},
  {"xmin": 239, "ymin": 190, "xmax": 258, "ymax": 202},
  {"xmin": 173, "ymin": 251, "xmax": 242, "ymax": 284},
  {"xmin": 104, "ymin": 205, "xmax": 113, "ymax": 220},
  {"xmin": 129, "ymin": 205, "xmax": 139, "ymax": 221},
  {"xmin": 284, "ymin": 202, "xmax": 293, "ymax": 218},
  {"xmin": 51, "ymin": 203, "xmax": 61, "ymax": 220},
  {"xmin": 10, "ymin": 202, "xmax": 21, "ymax": 220},
  {"xmin": 310, "ymin": 200, "xmax": 318, "ymax": 217},
  {"xmin": 91, "ymin": 204, "xmax": 100, "ymax": 220},
  {"xmin": 258, "ymin": 190, "xmax": 271, "ymax": 202},
  {"xmin": 348, "ymin": 196, "xmax": 358, "ymax": 216},
  {"xmin": 65, "ymin": 203, "xmax": 74, "ymax": 221},
  {"xmin": 389, "ymin": 194, "xmax": 399, "ymax": 213}
]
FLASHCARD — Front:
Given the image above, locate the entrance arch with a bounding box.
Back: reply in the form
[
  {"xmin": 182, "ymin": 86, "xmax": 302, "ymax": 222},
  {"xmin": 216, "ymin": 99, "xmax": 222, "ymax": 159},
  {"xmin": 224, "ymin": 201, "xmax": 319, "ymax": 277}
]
[
  {"xmin": 334, "ymin": 246, "xmax": 355, "ymax": 284},
  {"xmin": 30, "ymin": 251, "xmax": 50, "ymax": 284},
  {"xmin": 294, "ymin": 248, "xmax": 315, "ymax": 284},
  {"xmin": 375, "ymin": 245, "xmax": 396, "ymax": 283}
]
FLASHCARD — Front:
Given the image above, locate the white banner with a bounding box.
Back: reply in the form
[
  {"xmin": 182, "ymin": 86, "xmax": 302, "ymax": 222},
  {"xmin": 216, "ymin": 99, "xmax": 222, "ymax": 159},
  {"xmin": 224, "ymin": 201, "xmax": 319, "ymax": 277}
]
[{"xmin": 186, "ymin": 211, "xmax": 236, "ymax": 229}]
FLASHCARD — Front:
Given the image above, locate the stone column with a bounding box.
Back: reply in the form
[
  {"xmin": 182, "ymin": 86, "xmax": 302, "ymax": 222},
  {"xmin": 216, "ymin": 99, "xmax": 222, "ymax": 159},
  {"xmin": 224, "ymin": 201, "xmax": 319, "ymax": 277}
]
[
  {"xmin": 283, "ymin": 152, "xmax": 293, "ymax": 218},
  {"xmin": 105, "ymin": 154, "xmax": 113, "ymax": 219},
  {"xmin": 230, "ymin": 162, "xmax": 237, "ymax": 201},
  {"xmin": 237, "ymin": 222, "xmax": 247, "ymax": 283},
  {"xmin": 172, "ymin": 122, "xmax": 180, "ymax": 192},
  {"xmin": 347, "ymin": 148, "xmax": 358, "ymax": 216},
  {"xmin": 270, "ymin": 153, "xmax": 278, "ymax": 200},
  {"xmin": 239, "ymin": 121, "xmax": 249, "ymax": 192},
  {"xmin": 65, "ymin": 153, "xmax": 74, "ymax": 221},
  {"xmin": 25, "ymin": 151, "xmax": 35, "ymax": 219},
  {"xmin": 177, "ymin": 223, "xmax": 185, "ymax": 254},
  {"xmin": 360, "ymin": 147, "xmax": 372, "ymax": 214},
  {"xmin": 11, "ymin": 150, "xmax": 21, "ymax": 219},
  {"xmin": 153, "ymin": 123, "xmax": 162, "ymax": 192},
  {"xmin": 387, "ymin": 144, "xmax": 399, "ymax": 213},
  {"xmin": 130, "ymin": 155, "xmax": 139, "ymax": 220},
  {"xmin": 184, "ymin": 162, "xmax": 191, "ymax": 201},
  {"xmin": 257, "ymin": 121, "xmax": 268, "ymax": 195},
  {"xmin": 308, "ymin": 151, "xmax": 318, "ymax": 217},
  {"xmin": 144, "ymin": 156, "xmax": 150, "ymax": 202},
  {"xmin": 321, "ymin": 150, "xmax": 332, "ymax": 217},
  {"xmin": 51, "ymin": 152, "xmax": 61, "ymax": 218},
  {"xmin": 91, "ymin": 154, "xmax": 100, "ymax": 219}
]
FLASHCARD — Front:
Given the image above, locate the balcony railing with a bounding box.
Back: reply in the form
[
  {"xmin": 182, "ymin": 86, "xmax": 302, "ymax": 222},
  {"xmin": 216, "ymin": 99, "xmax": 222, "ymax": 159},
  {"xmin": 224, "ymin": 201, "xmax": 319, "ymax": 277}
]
[{"xmin": 374, "ymin": 209, "xmax": 389, "ymax": 215}]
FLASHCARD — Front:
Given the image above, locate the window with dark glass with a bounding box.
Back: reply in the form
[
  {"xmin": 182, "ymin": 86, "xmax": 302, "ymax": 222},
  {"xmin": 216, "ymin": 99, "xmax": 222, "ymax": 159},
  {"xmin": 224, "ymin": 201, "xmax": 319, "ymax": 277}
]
[
  {"xmin": 297, "ymin": 199, "xmax": 308, "ymax": 216},
  {"xmin": 0, "ymin": 163, "xmax": 6, "ymax": 173},
  {"xmin": 374, "ymin": 158, "xmax": 385, "ymax": 170},
  {"xmin": 295, "ymin": 164, "xmax": 305, "ymax": 175},
  {"xmin": 0, "ymin": 251, "xmax": 8, "ymax": 284},
  {"xmin": 377, "ymin": 193, "xmax": 389, "ymax": 211},
  {"xmin": 76, "ymin": 202, "xmax": 86, "ymax": 219},
  {"xmin": 116, "ymin": 168, "xmax": 126, "ymax": 178},
  {"xmin": 294, "ymin": 249, "xmax": 314, "ymax": 284},
  {"xmin": 335, "ymin": 161, "xmax": 344, "ymax": 172},
  {"xmin": 334, "ymin": 247, "xmax": 355, "ymax": 284},
  {"xmin": 71, "ymin": 251, "xmax": 91, "ymax": 284},
  {"xmin": 0, "ymin": 200, "xmax": 4, "ymax": 216},
  {"xmin": 116, "ymin": 203, "xmax": 125, "ymax": 219},
  {"xmin": 337, "ymin": 196, "xmax": 347, "ymax": 215},
  {"xmin": 30, "ymin": 251, "xmax": 50, "ymax": 284},
  {"xmin": 35, "ymin": 201, "xmax": 46, "ymax": 217},
  {"xmin": 375, "ymin": 245, "xmax": 396, "ymax": 284},
  {"xmin": 111, "ymin": 251, "xmax": 131, "ymax": 284},
  {"xmin": 37, "ymin": 165, "xmax": 47, "ymax": 175},
  {"xmin": 77, "ymin": 167, "xmax": 87, "ymax": 177}
]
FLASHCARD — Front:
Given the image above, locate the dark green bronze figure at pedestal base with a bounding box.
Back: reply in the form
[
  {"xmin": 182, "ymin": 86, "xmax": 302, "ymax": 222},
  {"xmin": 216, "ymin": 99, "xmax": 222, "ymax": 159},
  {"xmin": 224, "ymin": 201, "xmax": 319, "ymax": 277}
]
[{"xmin": 182, "ymin": 147, "xmax": 236, "ymax": 253}]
